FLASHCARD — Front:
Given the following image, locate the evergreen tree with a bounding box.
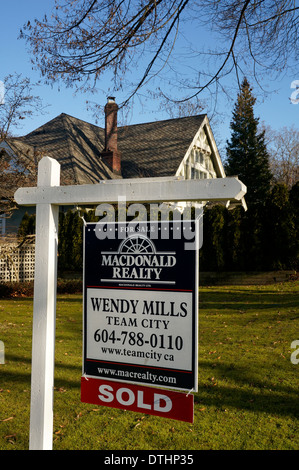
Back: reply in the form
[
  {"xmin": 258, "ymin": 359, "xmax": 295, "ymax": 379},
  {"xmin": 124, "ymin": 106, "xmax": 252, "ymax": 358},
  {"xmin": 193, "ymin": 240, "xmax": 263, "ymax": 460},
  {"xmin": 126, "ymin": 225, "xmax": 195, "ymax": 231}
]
[
  {"xmin": 263, "ymin": 183, "xmax": 295, "ymax": 269},
  {"xmin": 223, "ymin": 207, "xmax": 243, "ymax": 270},
  {"xmin": 18, "ymin": 212, "xmax": 36, "ymax": 238},
  {"xmin": 225, "ymin": 78, "xmax": 272, "ymax": 205},
  {"xmin": 201, "ymin": 205, "xmax": 226, "ymax": 271},
  {"xmin": 288, "ymin": 181, "xmax": 299, "ymax": 269}
]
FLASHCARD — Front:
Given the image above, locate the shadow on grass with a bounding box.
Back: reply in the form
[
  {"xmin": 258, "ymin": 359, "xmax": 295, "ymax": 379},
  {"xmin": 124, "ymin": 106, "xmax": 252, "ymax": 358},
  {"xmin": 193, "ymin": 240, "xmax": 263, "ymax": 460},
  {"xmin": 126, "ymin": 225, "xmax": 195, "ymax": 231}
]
[
  {"xmin": 195, "ymin": 381, "xmax": 298, "ymax": 419},
  {"xmin": 1, "ymin": 353, "xmax": 81, "ymax": 388},
  {"xmin": 2, "ymin": 354, "xmax": 298, "ymax": 420},
  {"xmin": 195, "ymin": 360, "xmax": 298, "ymax": 419},
  {"xmin": 199, "ymin": 288, "xmax": 298, "ymax": 312},
  {"xmin": 2, "ymin": 286, "xmax": 298, "ymax": 423}
]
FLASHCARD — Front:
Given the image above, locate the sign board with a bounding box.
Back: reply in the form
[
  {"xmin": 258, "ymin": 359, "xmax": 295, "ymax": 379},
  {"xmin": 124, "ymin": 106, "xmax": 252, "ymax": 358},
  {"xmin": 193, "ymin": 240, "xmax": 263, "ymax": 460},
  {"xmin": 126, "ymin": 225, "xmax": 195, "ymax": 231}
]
[
  {"xmin": 81, "ymin": 377, "xmax": 194, "ymax": 423},
  {"xmin": 82, "ymin": 220, "xmax": 199, "ymax": 392},
  {"xmin": 14, "ymin": 156, "xmax": 246, "ymax": 449}
]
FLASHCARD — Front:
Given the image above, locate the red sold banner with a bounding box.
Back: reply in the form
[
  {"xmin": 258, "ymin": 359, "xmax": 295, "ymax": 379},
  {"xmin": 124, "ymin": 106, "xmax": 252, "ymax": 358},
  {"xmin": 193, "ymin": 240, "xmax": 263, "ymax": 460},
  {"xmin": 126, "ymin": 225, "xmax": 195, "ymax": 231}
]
[{"xmin": 81, "ymin": 377, "xmax": 194, "ymax": 423}]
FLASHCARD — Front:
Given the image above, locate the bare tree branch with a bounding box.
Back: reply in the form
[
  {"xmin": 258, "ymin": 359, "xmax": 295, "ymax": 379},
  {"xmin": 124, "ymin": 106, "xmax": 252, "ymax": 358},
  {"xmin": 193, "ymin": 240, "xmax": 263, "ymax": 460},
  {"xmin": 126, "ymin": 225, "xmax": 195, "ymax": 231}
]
[
  {"xmin": 20, "ymin": 0, "xmax": 299, "ymax": 109},
  {"xmin": 0, "ymin": 73, "xmax": 47, "ymax": 140},
  {"xmin": 0, "ymin": 73, "xmax": 47, "ymax": 216}
]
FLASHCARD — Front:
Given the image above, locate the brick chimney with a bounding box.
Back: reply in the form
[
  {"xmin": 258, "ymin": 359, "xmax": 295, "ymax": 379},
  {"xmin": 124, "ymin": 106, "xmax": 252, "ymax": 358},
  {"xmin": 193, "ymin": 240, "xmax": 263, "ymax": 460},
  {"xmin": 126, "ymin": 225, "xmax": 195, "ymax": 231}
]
[{"xmin": 101, "ymin": 97, "xmax": 121, "ymax": 175}]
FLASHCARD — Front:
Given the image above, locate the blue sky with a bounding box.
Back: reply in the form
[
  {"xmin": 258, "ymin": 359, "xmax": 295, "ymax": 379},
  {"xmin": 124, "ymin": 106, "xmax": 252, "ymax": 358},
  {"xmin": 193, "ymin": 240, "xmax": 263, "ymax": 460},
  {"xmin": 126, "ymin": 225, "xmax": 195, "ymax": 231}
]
[{"xmin": 1, "ymin": 0, "xmax": 298, "ymax": 153}]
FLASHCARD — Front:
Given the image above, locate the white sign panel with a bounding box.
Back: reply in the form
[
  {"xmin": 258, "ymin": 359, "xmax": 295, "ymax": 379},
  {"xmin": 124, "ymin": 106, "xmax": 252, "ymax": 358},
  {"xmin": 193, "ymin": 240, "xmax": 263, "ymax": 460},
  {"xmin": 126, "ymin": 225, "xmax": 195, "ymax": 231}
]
[{"xmin": 83, "ymin": 221, "xmax": 199, "ymax": 391}]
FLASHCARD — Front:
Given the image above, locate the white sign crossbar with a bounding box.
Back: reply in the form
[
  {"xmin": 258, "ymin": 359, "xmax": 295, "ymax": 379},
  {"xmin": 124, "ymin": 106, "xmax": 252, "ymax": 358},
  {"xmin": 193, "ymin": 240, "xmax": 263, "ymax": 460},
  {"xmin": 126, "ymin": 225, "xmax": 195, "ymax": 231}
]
[{"xmin": 15, "ymin": 174, "xmax": 246, "ymax": 206}]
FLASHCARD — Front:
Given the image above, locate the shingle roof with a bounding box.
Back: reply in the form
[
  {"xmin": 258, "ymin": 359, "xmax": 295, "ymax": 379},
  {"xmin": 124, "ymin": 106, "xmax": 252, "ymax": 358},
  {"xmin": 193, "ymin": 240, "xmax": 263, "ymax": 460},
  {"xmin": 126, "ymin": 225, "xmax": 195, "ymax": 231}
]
[
  {"xmin": 5, "ymin": 112, "xmax": 207, "ymax": 184},
  {"xmin": 7, "ymin": 114, "xmax": 115, "ymax": 185},
  {"xmin": 118, "ymin": 115, "xmax": 206, "ymax": 178}
]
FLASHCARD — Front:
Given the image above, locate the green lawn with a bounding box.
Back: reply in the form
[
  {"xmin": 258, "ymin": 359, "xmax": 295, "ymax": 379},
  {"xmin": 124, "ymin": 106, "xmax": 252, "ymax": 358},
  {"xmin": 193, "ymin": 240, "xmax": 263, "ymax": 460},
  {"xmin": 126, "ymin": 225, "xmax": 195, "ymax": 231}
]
[{"xmin": 0, "ymin": 281, "xmax": 298, "ymax": 450}]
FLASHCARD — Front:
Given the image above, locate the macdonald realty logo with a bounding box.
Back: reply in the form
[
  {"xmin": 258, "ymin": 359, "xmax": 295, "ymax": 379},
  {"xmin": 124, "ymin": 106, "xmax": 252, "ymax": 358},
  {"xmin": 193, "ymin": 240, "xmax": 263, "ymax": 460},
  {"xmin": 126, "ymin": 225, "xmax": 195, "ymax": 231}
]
[{"xmin": 100, "ymin": 233, "xmax": 177, "ymax": 284}]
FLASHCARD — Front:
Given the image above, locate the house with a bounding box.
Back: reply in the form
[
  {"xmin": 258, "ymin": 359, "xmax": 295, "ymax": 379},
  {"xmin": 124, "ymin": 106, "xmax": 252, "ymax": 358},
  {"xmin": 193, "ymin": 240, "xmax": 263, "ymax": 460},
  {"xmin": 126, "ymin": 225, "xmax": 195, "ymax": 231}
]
[{"xmin": 0, "ymin": 97, "xmax": 243, "ymax": 236}]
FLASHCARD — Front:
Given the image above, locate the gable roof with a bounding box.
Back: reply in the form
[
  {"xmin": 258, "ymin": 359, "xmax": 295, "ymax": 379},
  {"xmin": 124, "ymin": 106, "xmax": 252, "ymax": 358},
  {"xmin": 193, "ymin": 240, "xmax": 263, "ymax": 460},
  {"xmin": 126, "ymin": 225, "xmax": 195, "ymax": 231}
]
[
  {"xmin": 4, "ymin": 113, "xmax": 114, "ymax": 185},
  {"xmin": 118, "ymin": 114, "xmax": 207, "ymax": 178},
  {"xmin": 2, "ymin": 112, "xmax": 223, "ymax": 185}
]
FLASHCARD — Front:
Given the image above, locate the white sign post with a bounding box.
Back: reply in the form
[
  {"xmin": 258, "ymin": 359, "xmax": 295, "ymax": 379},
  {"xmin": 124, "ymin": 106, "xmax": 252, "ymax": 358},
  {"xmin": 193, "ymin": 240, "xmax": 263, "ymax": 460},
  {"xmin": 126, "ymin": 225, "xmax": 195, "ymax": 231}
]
[
  {"xmin": 14, "ymin": 156, "xmax": 246, "ymax": 450},
  {"xmin": 28, "ymin": 157, "xmax": 60, "ymax": 450}
]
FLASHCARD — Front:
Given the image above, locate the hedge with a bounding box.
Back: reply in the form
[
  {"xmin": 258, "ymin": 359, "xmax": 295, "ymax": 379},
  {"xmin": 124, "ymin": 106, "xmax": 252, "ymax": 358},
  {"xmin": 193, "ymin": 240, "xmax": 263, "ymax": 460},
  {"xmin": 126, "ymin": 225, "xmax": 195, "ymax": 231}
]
[{"xmin": 0, "ymin": 279, "xmax": 82, "ymax": 298}]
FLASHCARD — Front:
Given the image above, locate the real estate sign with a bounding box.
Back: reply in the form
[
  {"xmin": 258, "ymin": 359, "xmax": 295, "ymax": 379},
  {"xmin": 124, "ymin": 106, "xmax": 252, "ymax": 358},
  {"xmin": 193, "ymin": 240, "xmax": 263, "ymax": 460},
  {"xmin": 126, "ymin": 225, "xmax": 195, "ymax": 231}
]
[
  {"xmin": 14, "ymin": 156, "xmax": 245, "ymax": 447},
  {"xmin": 81, "ymin": 377, "xmax": 194, "ymax": 423},
  {"xmin": 82, "ymin": 220, "xmax": 199, "ymax": 392}
]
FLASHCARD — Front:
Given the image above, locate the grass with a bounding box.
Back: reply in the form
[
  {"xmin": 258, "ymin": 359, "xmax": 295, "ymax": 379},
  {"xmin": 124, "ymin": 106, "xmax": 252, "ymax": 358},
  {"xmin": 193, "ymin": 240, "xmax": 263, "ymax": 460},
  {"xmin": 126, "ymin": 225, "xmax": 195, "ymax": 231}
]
[{"xmin": 0, "ymin": 281, "xmax": 298, "ymax": 450}]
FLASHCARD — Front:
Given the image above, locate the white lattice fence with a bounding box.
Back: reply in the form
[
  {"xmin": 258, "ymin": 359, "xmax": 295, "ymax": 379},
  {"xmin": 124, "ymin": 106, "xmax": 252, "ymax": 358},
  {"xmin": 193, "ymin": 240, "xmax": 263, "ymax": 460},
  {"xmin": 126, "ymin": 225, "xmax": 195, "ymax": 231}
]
[{"xmin": 0, "ymin": 242, "xmax": 35, "ymax": 282}]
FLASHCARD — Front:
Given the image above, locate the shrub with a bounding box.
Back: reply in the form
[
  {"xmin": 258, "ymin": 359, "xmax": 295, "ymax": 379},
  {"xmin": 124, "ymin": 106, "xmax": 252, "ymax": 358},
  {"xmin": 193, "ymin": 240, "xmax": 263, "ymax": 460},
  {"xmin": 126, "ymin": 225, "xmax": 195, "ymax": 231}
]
[
  {"xmin": 0, "ymin": 281, "xmax": 34, "ymax": 298},
  {"xmin": 0, "ymin": 279, "xmax": 82, "ymax": 298}
]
